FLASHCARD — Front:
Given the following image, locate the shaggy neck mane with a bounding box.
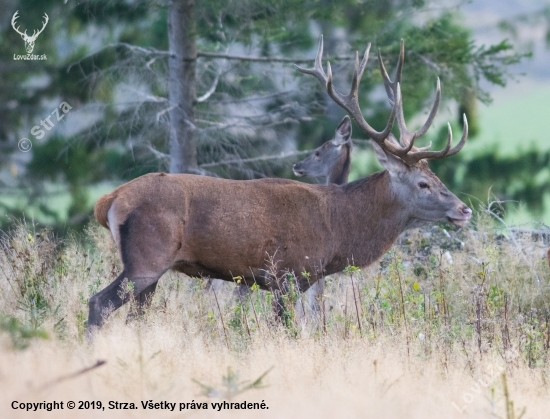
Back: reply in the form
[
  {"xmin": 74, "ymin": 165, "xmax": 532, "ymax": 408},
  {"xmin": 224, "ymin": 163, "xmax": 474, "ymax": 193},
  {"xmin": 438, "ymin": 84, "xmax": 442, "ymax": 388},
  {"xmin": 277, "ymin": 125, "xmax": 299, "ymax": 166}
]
[{"xmin": 326, "ymin": 170, "xmax": 408, "ymax": 274}]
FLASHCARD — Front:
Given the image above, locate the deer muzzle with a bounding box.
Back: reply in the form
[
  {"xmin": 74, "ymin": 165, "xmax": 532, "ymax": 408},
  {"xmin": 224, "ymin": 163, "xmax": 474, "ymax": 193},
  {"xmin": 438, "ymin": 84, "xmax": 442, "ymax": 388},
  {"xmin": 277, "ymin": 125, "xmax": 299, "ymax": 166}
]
[
  {"xmin": 446, "ymin": 205, "xmax": 472, "ymax": 227},
  {"xmin": 293, "ymin": 163, "xmax": 305, "ymax": 177}
]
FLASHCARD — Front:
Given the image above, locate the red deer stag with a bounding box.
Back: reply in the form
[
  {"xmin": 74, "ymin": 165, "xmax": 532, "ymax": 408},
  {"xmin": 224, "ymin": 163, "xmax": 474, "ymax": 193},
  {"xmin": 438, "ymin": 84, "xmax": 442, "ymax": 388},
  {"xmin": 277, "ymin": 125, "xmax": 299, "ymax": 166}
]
[{"xmin": 87, "ymin": 37, "xmax": 471, "ymax": 337}]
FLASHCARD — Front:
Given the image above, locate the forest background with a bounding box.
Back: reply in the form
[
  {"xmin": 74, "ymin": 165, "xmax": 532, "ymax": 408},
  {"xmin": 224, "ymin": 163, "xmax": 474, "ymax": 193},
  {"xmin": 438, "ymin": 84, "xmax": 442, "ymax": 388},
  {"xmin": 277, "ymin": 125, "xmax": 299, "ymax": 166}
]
[{"xmin": 1, "ymin": 0, "xmax": 549, "ymax": 233}]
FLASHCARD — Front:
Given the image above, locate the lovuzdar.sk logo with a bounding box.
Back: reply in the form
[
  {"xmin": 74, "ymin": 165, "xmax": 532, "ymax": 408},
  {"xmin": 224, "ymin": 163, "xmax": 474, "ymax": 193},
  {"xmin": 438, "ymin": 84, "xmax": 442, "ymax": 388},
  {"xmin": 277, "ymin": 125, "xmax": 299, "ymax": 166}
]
[{"xmin": 11, "ymin": 10, "xmax": 48, "ymax": 61}]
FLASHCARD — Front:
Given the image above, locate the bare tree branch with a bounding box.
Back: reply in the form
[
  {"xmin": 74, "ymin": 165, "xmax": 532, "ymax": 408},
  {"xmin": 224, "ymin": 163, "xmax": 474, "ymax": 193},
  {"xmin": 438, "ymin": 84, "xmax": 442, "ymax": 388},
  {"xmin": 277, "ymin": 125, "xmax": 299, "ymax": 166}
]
[
  {"xmin": 200, "ymin": 149, "xmax": 314, "ymax": 168},
  {"xmin": 114, "ymin": 42, "xmax": 174, "ymax": 57},
  {"xmin": 196, "ymin": 51, "xmax": 357, "ymax": 63},
  {"xmin": 156, "ymin": 105, "xmax": 177, "ymax": 122},
  {"xmin": 71, "ymin": 42, "xmax": 361, "ymax": 68}
]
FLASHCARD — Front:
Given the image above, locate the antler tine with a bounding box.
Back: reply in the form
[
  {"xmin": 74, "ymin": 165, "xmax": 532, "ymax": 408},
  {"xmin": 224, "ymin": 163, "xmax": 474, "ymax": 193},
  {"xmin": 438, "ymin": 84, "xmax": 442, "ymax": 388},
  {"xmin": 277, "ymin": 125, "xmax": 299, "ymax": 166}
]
[
  {"xmin": 326, "ymin": 61, "xmax": 357, "ymax": 116},
  {"xmin": 395, "ymin": 83, "xmax": 411, "ymax": 146},
  {"xmin": 371, "ymin": 84, "xmax": 405, "ymax": 153},
  {"xmin": 389, "ymin": 77, "xmax": 468, "ymax": 164},
  {"xmin": 406, "ymin": 115, "xmax": 468, "ymax": 162},
  {"xmin": 443, "ymin": 114, "xmax": 468, "ymax": 157},
  {"xmin": 394, "ymin": 78, "xmax": 440, "ymax": 149},
  {"xmin": 408, "ymin": 123, "xmax": 452, "ymax": 161},
  {"xmin": 370, "ymin": 39, "xmax": 468, "ymax": 165},
  {"xmin": 350, "ymin": 44, "xmax": 371, "ymax": 97},
  {"xmin": 325, "ymin": 43, "xmax": 397, "ymax": 142},
  {"xmin": 294, "ymin": 35, "xmax": 328, "ymax": 85},
  {"xmin": 378, "ymin": 39, "xmax": 404, "ymax": 105},
  {"xmin": 415, "ymin": 78, "xmax": 441, "ymax": 138}
]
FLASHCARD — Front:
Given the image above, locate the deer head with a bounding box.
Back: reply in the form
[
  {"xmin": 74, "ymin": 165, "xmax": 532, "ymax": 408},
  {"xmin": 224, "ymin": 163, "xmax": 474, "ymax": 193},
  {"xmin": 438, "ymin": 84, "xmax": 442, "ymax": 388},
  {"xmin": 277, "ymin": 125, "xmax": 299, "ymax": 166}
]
[
  {"xmin": 293, "ymin": 115, "xmax": 353, "ymax": 185},
  {"xmin": 11, "ymin": 11, "xmax": 49, "ymax": 54},
  {"xmin": 296, "ymin": 36, "xmax": 472, "ymax": 228}
]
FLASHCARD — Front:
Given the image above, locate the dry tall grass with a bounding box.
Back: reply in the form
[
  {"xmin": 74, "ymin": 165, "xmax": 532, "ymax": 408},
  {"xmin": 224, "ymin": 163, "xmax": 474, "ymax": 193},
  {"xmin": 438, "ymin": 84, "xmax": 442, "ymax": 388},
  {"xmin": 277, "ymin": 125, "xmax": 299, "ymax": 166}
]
[{"xmin": 0, "ymin": 211, "xmax": 549, "ymax": 418}]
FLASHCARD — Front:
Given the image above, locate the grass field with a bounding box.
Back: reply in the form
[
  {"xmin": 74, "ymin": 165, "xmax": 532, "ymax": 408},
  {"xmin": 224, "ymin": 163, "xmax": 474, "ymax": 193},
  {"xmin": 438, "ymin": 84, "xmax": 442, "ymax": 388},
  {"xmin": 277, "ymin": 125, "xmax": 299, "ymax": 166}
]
[{"xmin": 1, "ymin": 207, "xmax": 549, "ymax": 418}]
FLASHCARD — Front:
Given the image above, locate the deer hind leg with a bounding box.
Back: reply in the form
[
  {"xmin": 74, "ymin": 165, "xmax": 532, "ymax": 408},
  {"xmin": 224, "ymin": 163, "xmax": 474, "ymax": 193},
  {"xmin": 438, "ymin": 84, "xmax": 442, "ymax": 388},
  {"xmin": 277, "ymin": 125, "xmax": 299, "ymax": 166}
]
[
  {"xmin": 87, "ymin": 208, "xmax": 177, "ymax": 339},
  {"xmin": 87, "ymin": 270, "xmax": 164, "ymax": 338},
  {"xmin": 126, "ymin": 281, "xmax": 159, "ymax": 323}
]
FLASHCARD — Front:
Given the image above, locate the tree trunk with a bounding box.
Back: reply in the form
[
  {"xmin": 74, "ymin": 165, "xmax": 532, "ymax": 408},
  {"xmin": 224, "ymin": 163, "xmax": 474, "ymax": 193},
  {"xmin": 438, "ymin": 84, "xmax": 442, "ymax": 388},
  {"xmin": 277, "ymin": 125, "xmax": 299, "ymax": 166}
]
[{"xmin": 168, "ymin": 0, "xmax": 198, "ymax": 174}]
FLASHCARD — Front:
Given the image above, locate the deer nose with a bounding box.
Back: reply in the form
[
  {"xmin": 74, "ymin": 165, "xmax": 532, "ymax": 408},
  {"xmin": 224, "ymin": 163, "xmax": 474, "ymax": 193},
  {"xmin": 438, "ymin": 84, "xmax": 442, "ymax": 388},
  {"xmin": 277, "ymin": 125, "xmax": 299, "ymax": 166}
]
[
  {"xmin": 460, "ymin": 205, "xmax": 472, "ymax": 217},
  {"xmin": 293, "ymin": 164, "xmax": 305, "ymax": 176}
]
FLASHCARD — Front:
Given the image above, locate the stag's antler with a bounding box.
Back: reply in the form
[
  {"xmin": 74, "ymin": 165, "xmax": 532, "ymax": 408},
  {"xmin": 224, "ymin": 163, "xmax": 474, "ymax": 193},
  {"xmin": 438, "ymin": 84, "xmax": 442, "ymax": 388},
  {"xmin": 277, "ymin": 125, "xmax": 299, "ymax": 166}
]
[
  {"xmin": 296, "ymin": 36, "xmax": 468, "ymax": 166},
  {"xmin": 378, "ymin": 40, "xmax": 404, "ymax": 106},
  {"xmin": 378, "ymin": 41, "xmax": 468, "ymax": 165},
  {"xmin": 295, "ymin": 36, "xmax": 399, "ymax": 143}
]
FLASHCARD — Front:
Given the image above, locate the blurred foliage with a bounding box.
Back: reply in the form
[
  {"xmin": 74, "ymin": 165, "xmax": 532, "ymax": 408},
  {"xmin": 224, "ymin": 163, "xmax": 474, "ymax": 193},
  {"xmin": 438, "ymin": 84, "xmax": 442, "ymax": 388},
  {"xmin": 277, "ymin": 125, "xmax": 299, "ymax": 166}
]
[
  {"xmin": 0, "ymin": 0, "xmax": 544, "ymax": 233},
  {"xmin": 498, "ymin": 4, "xmax": 550, "ymax": 49},
  {"xmin": 0, "ymin": 315, "xmax": 49, "ymax": 350}
]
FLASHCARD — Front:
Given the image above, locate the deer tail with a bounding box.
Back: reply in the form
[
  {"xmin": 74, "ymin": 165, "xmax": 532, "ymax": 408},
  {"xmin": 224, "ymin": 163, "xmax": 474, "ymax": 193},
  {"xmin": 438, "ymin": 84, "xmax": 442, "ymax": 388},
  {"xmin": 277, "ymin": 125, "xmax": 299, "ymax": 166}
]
[{"xmin": 94, "ymin": 192, "xmax": 116, "ymax": 229}]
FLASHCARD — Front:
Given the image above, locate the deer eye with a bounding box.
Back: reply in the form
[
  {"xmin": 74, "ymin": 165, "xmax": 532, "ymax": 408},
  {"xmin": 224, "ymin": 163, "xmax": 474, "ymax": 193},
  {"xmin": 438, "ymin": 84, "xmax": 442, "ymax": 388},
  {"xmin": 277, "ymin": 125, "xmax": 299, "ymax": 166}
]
[
  {"xmin": 418, "ymin": 182, "xmax": 429, "ymax": 189},
  {"xmin": 314, "ymin": 151, "xmax": 320, "ymax": 157}
]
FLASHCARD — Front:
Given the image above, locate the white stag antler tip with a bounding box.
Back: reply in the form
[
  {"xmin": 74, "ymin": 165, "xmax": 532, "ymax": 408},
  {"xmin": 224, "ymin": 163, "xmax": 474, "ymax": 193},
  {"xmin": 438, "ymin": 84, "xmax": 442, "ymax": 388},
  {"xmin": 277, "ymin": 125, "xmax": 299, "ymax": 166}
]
[
  {"xmin": 363, "ymin": 43, "xmax": 371, "ymax": 59},
  {"xmin": 436, "ymin": 77, "xmax": 441, "ymax": 90}
]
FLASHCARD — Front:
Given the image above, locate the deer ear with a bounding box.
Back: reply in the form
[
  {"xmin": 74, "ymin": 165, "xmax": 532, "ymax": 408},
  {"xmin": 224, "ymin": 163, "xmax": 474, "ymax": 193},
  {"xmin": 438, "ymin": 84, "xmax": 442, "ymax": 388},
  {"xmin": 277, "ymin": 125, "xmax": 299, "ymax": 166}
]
[
  {"xmin": 371, "ymin": 141, "xmax": 408, "ymax": 174},
  {"xmin": 332, "ymin": 115, "xmax": 352, "ymax": 145}
]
